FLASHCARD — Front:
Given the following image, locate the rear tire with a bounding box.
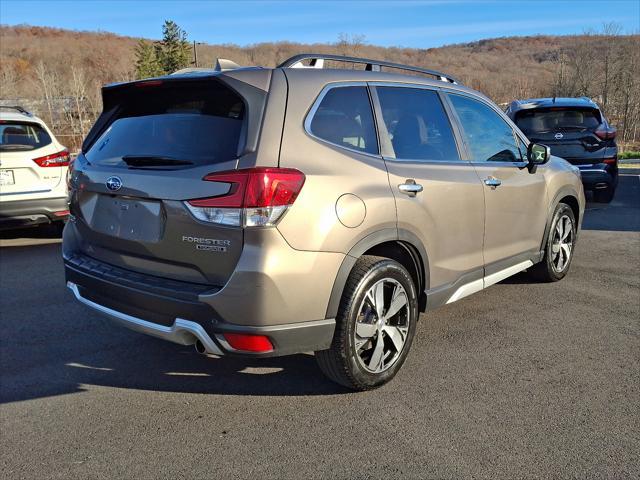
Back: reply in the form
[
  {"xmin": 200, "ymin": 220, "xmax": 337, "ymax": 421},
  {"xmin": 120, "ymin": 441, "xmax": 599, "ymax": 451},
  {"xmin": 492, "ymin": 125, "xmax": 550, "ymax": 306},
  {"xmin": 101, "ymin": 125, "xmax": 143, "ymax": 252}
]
[
  {"xmin": 529, "ymin": 203, "xmax": 576, "ymax": 282},
  {"xmin": 315, "ymin": 255, "xmax": 418, "ymax": 391},
  {"xmin": 593, "ymin": 187, "xmax": 615, "ymax": 203}
]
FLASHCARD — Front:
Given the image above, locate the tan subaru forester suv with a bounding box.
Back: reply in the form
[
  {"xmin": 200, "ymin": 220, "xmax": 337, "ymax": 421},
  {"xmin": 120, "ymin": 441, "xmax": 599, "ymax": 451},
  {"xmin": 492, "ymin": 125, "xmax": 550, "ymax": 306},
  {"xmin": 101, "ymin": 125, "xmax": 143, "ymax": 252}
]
[{"xmin": 64, "ymin": 54, "xmax": 585, "ymax": 390}]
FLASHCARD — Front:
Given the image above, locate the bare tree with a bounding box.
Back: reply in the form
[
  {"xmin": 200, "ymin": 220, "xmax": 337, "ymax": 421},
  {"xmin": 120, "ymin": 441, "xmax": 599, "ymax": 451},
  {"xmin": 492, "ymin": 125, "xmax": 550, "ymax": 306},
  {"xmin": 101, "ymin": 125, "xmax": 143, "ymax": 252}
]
[{"xmin": 33, "ymin": 61, "xmax": 58, "ymax": 129}]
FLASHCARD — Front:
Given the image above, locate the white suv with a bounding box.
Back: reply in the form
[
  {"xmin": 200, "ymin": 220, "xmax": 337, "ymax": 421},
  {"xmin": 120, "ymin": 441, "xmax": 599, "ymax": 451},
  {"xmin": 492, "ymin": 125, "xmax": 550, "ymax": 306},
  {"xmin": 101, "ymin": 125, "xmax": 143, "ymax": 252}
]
[{"xmin": 0, "ymin": 106, "xmax": 70, "ymax": 229}]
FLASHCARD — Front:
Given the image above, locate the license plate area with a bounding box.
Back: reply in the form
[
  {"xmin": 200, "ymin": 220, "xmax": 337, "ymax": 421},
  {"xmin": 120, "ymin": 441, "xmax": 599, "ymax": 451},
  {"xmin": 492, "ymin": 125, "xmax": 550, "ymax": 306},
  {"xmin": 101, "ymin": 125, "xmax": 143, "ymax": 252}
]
[
  {"xmin": 0, "ymin": 170, "xmax": 15, "ymax": 186},
  {"xmin": 83, "ymin": 194, "xmax": 164, "ymax": 242}
]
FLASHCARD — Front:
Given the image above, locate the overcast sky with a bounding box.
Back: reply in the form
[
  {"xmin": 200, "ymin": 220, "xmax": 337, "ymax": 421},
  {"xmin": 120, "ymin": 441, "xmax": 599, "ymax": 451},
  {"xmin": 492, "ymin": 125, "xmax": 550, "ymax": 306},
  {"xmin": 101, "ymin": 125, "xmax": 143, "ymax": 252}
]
[{"xmin": 1, "ymin": 0, "xmax": 638, "ymax": 48}]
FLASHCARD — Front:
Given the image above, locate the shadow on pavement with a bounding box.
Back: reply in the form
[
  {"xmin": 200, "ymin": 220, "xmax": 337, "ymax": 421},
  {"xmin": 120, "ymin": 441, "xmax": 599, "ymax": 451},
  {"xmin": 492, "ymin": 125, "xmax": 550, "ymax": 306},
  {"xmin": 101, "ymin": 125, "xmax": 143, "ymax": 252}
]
[{"xmin": 0, "ymin": 244, "xmax": 348, "ymax": 402}]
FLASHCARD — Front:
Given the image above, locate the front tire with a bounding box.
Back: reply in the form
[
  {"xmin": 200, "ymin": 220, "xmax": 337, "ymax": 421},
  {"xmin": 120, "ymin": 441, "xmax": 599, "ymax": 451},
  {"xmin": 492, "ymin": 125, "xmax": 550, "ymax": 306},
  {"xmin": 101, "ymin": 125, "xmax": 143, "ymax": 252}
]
[
  {"xmin": 315, "ymin": 255, "xmax": 418, "ymax": 391},
  {"xmin": 529, "ymin": 203, "xmax": 577, "ymax": 282}
]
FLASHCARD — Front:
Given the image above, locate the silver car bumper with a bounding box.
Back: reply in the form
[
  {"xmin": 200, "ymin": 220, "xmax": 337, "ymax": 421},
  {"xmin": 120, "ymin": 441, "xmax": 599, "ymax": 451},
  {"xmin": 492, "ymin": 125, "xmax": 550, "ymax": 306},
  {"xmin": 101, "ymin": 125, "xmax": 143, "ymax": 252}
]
[{"xmin": 67, "ymin": 281, "xmax": 223, "ymax": 355}]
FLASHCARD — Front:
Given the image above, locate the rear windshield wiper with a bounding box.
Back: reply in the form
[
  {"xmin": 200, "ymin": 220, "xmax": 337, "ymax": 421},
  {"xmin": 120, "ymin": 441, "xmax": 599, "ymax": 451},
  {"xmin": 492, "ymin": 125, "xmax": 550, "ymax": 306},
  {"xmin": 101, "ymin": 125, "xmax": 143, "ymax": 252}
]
[{"xmin": 121, "ymin": 155, "xmax": 194, "ymax": 167}]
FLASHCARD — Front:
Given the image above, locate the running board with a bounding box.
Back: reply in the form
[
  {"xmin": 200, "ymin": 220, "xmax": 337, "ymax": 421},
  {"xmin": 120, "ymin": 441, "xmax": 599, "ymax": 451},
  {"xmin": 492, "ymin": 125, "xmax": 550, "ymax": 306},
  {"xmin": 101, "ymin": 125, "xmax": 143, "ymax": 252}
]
[{"xmin": 446, "ymin": 260, "xmax": 533, "ymax": 304}]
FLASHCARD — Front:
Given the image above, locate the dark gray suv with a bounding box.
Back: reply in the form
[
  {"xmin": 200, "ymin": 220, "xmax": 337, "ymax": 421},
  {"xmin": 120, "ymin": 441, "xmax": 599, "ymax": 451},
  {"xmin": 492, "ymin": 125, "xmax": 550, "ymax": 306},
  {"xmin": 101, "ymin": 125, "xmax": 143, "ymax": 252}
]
[{"xmin": 506, "ymin": 97, "xmax": 618, "ymax": 203}]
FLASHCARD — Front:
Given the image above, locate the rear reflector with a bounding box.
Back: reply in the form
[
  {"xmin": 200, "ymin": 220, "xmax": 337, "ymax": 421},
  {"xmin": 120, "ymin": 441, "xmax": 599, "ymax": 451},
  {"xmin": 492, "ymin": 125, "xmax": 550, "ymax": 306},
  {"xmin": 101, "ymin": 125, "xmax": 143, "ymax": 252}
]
[
  {"xmin": 185, "ymin": 167, "xmax": 305, "ymax": 227},
  {"xmin": 33, "ymin": 149, "xmax": 70, "ymax": 167},
  {"xmin": 53, "ymin": 209, "xmax": 70, "ymax": 217},
  {"xmin": 222, "ymin": 333, "xmax": 273, "ymax": 353}
]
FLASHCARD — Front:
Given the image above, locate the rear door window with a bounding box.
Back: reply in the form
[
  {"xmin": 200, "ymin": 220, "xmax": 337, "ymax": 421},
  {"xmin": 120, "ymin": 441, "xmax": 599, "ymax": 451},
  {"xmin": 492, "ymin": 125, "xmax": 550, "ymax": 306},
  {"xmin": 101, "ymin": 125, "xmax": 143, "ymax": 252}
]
[
  {"xmin": 0, "ymin": 122, "xmax": 52, "ymax": 151},
  {"xmin": 515, "ymin": 108, "xmax": 602, "ymax": 135},
  {"xmin": 376, "ymin": 87, "xmax": 460, "ymax": 161},
  {"xmin": 448, "ymin": 94, "xmax": 524, "ymax": 163},
  {"xmin": 308, "ymin": 86, "xmax": 378, "ymax": 155},
  {"xmin": 85, "ymin": 81, "xmax": 245, "ymax": 167}
]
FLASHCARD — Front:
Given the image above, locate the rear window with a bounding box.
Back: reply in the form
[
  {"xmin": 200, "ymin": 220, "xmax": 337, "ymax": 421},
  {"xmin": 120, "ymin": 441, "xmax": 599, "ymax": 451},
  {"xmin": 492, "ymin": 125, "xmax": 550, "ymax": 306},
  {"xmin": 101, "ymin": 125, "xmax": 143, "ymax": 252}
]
[
  {"xmin": 85, "ymin": 81, "xmax": 245, "ymax": 167},
  {"xmin": 0, "ymin": 122, "xmax": 52, "ymax": 151},
  {"xmin": 515, "ymin": 108, "xmax": 602, "ymax": 135},
  {"xmin": 308, "ymin": 86, "xmax": 378, "ymax": 155}
]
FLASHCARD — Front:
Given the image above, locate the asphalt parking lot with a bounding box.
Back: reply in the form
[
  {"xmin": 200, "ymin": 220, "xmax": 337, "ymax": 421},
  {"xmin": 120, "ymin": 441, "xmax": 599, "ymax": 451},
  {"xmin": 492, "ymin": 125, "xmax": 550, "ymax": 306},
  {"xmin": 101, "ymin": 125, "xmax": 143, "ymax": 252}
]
[{"xmin": 1, "ymin": 174, "xmax": 638, "ymax": 479}]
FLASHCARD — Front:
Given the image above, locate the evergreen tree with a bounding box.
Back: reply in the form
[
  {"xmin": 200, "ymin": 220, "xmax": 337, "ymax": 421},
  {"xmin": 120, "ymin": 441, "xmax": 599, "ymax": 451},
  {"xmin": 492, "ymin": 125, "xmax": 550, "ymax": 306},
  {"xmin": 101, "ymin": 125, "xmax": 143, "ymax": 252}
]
[
  {"xmin": 134, "ymin": 39, "xmax": 163, "ymax": 79},
  {"xmin": 158, "ymin": 20, "xmax": 191, "ymax": 73}
]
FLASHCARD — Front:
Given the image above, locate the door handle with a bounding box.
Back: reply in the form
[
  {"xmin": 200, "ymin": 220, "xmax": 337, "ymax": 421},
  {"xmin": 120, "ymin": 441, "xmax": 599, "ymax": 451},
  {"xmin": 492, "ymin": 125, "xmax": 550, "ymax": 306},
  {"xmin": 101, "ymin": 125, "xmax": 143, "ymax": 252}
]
[
  {"xmin": 398, "ymin": 180, "xmax": 423, "ymax": 197},
  {"xmin": 483, "ymin": 177, "xmax": 502, "ymax": 188}
]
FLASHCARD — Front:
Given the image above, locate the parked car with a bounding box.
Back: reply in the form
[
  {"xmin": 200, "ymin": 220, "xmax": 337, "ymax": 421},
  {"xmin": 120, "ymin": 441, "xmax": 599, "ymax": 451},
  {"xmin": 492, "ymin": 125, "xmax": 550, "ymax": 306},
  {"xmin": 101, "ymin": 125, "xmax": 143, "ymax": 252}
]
[
  {"xmin": 64, "ymin": 55, "xmax": 585, "ymax": 390},
  {"xmin": 506, "ymin": 97, "xmax": 618, "ymax": 203},
  {"xmin": 0, "ymin": 106, "xmax": 70, "ymax": 229}
]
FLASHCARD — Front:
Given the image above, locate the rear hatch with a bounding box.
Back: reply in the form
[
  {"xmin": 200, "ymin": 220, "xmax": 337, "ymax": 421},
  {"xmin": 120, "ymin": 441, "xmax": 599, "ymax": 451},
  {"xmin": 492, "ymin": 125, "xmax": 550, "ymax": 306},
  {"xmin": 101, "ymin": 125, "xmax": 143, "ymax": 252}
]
[
  {"xmin": 0, "ymin": 121, "xmax": 66, "ymax": 198},
  {"xmin": 514, "ymin": 107, "xmax": 609, "ymax": 164},
  {"xmin": 69, "ymin": 74, "xmax": 267, "ymax": 286}
]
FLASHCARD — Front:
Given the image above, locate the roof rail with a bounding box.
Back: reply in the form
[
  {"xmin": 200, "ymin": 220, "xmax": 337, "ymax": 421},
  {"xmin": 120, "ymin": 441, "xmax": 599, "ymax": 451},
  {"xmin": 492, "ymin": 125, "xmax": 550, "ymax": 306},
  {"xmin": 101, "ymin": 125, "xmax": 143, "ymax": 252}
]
[
  {"xmin": 0, "ymin": 105, "xmax": 32, "ymax": 116},
  {"xmin": 278, "ymin": 53, "xmax": 460, "ymax": 84}
]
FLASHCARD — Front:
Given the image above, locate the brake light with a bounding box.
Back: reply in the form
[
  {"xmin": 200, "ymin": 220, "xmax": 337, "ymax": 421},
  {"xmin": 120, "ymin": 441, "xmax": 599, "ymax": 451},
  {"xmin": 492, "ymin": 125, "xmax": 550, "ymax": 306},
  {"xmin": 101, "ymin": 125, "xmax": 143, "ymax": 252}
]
[
  {"xmin": 33, "ymin": 149, "xmax": 70, "ymax": 167},
  {"xmin": 134, "ymin": 80, "xmax": 163, "ymax": 88},
  {"xmin": 222, "ymin": 333, "xmax": 273, "ymax": 353},
  {"xmin": 595, "ymin": 127, "xmax": 616, "ymax": 140},
  {"xmin": 603, "ymin": 157, "xmax": 617, "ymax": 165},
  {"xmin": 185, "ymin": 167, "xmax": 305, "ymax": 227}
]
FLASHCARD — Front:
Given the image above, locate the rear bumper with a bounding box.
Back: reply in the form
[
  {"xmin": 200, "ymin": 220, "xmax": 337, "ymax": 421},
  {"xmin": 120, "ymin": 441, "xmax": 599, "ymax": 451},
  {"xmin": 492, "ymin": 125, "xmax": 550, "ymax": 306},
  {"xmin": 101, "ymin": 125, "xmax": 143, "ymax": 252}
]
[
  {"xmin": 0, "ymin": 196, "xmax": 68, "ymax": 228},
  {"xmin": 576, "ymin": 164, "xmax": 618, "ymax": 191},
  {"xmin": 64, "ymin": 255, "xmax": 336, "ymax": 357}
]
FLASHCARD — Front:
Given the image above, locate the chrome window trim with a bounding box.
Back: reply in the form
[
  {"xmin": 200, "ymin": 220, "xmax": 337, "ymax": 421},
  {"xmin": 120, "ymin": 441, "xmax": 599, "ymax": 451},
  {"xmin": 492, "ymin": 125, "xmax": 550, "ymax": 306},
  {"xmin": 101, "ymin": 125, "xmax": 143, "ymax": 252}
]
[
  {"xmin": 470, "ymin": 161, "xmax": 529, "ymax": 168},
  {"xmin": 383, "ymin": 157, "xmax": 470, "ymax": 166},
  {"xmin": 303, "ymin": 81, "xmax": 383, "ymax": 159}
]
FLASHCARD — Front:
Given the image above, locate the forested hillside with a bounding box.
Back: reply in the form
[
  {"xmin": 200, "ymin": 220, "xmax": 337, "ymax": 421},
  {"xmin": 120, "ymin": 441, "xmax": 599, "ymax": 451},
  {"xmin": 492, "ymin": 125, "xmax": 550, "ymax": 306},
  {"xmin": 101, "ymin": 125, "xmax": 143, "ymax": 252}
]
[{"xmin": 1, "ymin": 25, "xmax": 638, "ymax": 150}]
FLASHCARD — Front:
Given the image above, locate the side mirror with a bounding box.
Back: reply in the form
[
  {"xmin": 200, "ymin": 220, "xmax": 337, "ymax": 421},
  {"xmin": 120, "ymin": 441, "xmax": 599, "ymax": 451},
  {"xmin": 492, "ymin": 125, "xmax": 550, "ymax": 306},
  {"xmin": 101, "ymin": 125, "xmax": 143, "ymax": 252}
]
[{"xmin": 527, "ymin": 143, "xmax": 550, "ymax": 173}]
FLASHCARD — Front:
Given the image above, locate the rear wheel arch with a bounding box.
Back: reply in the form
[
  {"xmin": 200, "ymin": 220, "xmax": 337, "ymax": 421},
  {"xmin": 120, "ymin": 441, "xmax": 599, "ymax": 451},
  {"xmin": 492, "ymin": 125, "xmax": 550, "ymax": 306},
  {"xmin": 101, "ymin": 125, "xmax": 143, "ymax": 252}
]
[{"xmin": 325, "ymin": 229, "xmax": 429, "ymax": 319}]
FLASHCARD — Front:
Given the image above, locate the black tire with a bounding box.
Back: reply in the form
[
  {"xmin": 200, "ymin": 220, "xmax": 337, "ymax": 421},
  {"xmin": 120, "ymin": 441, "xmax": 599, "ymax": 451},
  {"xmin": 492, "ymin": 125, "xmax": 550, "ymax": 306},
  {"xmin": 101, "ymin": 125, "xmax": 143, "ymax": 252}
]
[
  {"xmin": 593, "ymin": 187, "xmax": 615, "ymax": 203},
  {"xmin": 315, "ymin": 255, "xmax": 418, "ymax": 391},
  {"xmin": 529, "ymin": 203, "xmax": 577, "ymax": 282}
]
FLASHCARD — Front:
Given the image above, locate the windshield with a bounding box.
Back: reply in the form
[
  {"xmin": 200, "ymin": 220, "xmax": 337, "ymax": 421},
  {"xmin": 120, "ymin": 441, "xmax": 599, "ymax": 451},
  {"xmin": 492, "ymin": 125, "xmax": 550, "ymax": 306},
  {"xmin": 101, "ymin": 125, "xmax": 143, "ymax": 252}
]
[
  {"xmin": 85, "ymin": 82, "xmax": 245, "ymax": 168},
  {"xmin": 0, "ymin": 122, "xmax": 52, "ymax": 151},
  {"xmin": 515, "ymin": 108, "xmax": 602, "ymax": 135}
]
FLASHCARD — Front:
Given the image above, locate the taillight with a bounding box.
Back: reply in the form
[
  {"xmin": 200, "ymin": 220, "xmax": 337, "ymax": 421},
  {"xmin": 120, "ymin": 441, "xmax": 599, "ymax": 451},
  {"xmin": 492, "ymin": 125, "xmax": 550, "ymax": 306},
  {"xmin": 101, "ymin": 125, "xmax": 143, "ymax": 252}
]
[
  {"xmin": 33, "ymin": 149, "xmax": 70, "ymax": 167},
  {"xmin": 595, "ymin": 127, "xmax": 616, "ymax": 140},
  {"xmin": 185, "ymin": 167, "xmax": 305, "ymax": 227},
  {"xmin": 603, "ymin": 157, "xmax": 617, "ymax": 165}
]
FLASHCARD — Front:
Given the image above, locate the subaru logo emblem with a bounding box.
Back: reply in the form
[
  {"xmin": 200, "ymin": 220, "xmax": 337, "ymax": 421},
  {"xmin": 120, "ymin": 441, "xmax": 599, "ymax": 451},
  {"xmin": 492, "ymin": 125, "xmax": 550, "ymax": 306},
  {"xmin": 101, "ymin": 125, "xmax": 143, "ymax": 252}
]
[
  {"xmin": 554, "ymin": 132, "xmax": 564, "ymax": 140},
  {"xmin": 106, "ymin": 176, "xmax": 123, "ymax": 191}
]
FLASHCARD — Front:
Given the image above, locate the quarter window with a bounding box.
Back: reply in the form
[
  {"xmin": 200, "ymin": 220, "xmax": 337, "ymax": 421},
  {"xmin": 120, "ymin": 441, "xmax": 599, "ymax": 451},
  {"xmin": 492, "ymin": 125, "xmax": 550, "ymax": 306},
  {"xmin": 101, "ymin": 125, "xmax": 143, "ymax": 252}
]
[
  {"xmin": 448, "ymin": 94, "xmax": 524, "ymax": 163},
  {"xmin": 377, "ymin": 87, "xmax": 460, "ymax": 161},
  {"xmin": 309, "ymin": 86, "xmax": 378, "ymax": 155}
]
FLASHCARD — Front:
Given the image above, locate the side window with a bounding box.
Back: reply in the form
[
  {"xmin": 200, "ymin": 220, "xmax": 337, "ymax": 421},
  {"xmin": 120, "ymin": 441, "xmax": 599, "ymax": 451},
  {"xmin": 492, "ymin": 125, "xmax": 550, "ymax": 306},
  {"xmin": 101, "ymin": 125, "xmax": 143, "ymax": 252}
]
[
  {"xmin": 309, "ymin": 86, "xmax": 378, "ymax": 155},
  {"xmin": 448, "ymin": 94, "xmax": 523, "ymax": 163},
  {"xmin": 376, "ymin": 87, "xmax": 460, "ymax": 161}
]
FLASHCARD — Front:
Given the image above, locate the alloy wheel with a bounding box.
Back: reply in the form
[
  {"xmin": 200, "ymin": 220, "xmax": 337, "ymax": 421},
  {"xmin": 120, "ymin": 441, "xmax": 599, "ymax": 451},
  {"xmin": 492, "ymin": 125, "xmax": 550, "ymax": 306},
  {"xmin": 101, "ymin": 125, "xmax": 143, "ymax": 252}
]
[
  {"xmin": 551, "ymin": 214, "xmax": 574, "ymax": 272},
  {"xmin": 353, "ymin": 278, "xmax": 410, "ymax": 374}
]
